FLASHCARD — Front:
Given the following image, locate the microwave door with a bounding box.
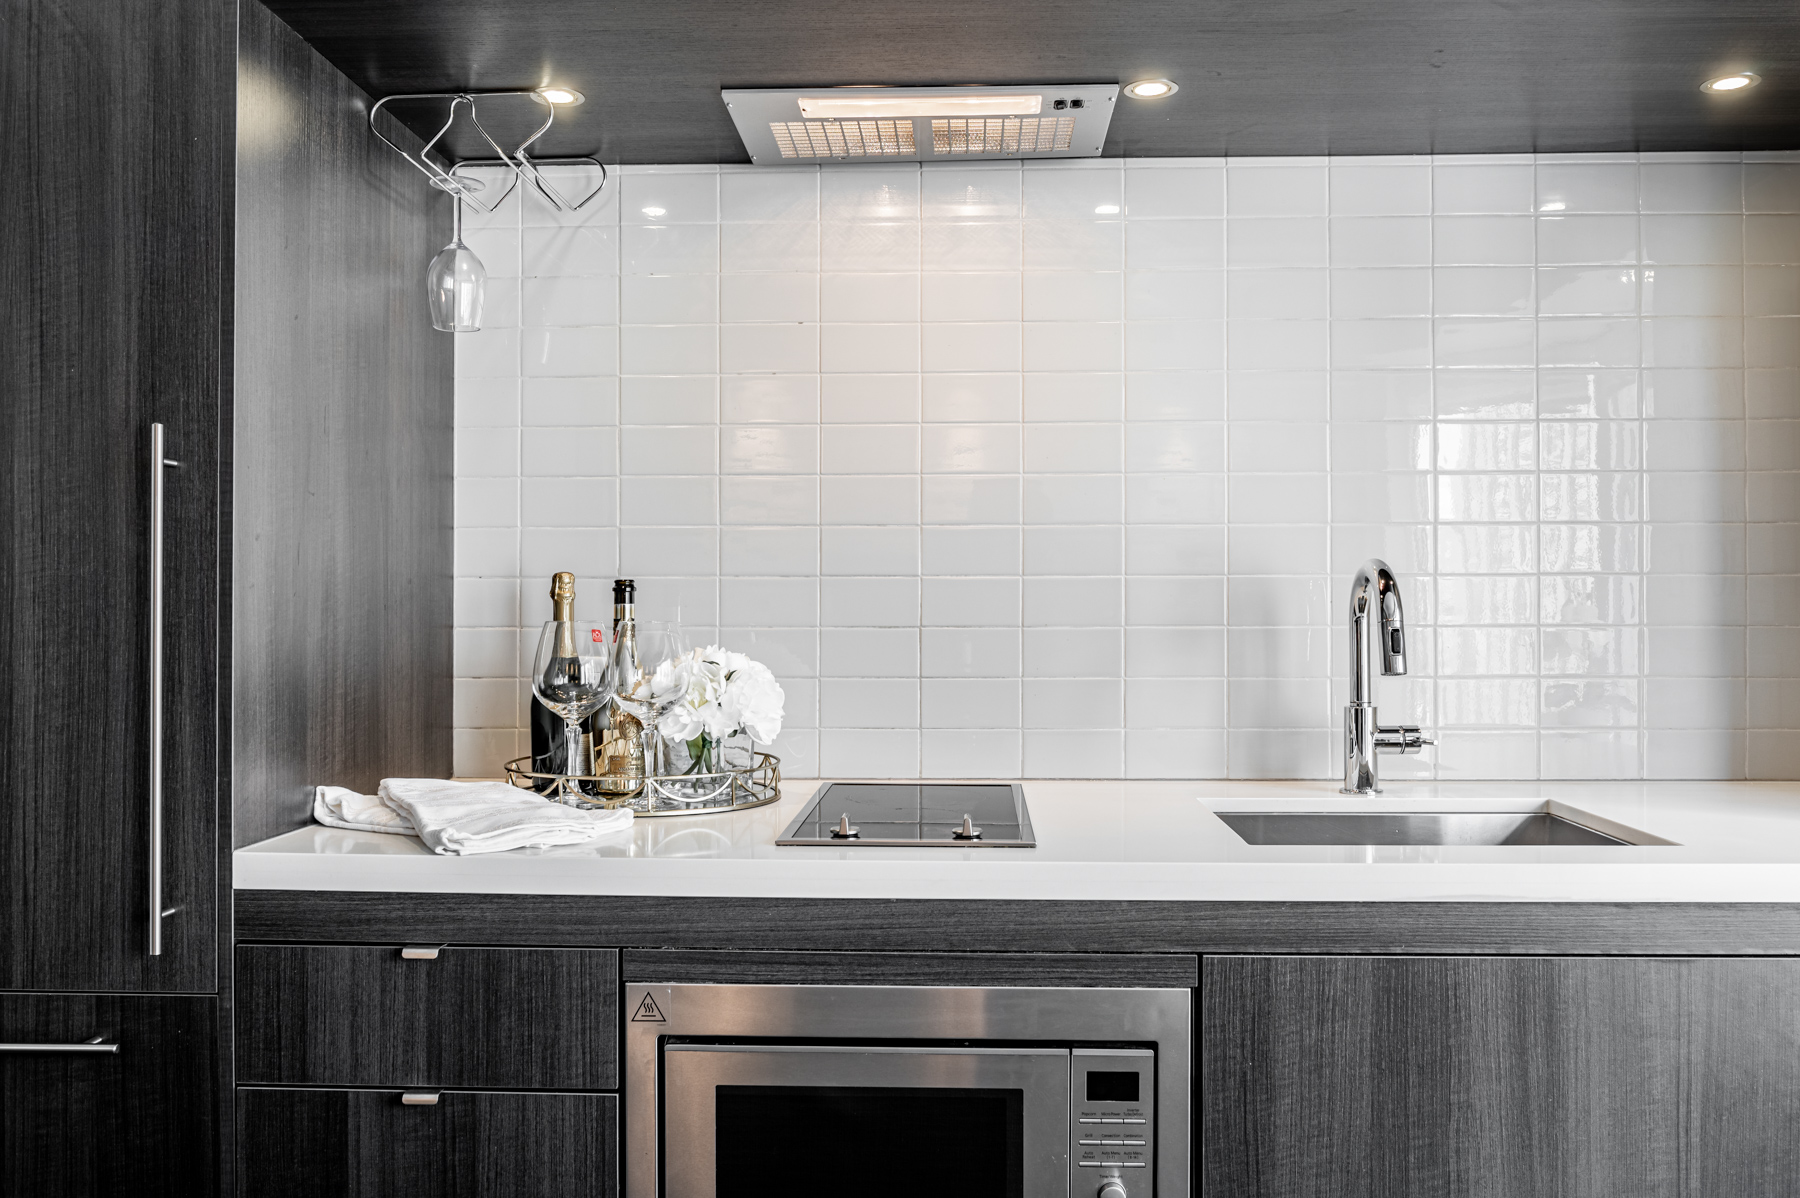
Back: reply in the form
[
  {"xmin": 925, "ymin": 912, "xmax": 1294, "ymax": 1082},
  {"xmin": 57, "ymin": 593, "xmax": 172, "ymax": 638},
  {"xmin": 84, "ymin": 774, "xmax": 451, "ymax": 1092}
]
[{"xmin": 662, "ymin": 1044, "xmax": 1072, "ymax": 1198}]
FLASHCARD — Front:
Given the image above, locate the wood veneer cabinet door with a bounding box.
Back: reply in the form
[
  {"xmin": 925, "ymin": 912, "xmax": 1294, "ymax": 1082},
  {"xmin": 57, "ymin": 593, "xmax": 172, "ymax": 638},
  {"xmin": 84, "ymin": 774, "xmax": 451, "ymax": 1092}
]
[
  {"xmin": 0, "ymin": 994, "xmax": 219, "ymax": 1196},
  {"xmin": 1201, "ymin": 955, "xmax": 1800, "ymax": 1198},
  {"xmin": 0, "ymin": 0, "xmax": 228, "ymax": 991},
  {"xmin": 236, "ymin": 1089, "xmax": 618, "ymax": 1198}
]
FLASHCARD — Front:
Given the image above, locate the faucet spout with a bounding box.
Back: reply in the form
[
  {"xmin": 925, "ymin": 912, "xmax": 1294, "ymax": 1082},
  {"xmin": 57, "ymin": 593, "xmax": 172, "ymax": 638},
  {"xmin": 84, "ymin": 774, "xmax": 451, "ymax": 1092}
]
[{"xmin": 1343, "ymin": 558, "xmax": 1432, "ymax": 794}]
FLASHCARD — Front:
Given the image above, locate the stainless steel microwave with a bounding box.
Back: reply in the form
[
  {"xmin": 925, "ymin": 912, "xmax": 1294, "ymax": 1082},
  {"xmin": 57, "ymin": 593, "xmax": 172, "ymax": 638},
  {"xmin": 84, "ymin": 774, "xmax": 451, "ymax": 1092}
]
[{"xmin": 624, "ymin": 983, "xmax": 1191, "ymax": 1197}]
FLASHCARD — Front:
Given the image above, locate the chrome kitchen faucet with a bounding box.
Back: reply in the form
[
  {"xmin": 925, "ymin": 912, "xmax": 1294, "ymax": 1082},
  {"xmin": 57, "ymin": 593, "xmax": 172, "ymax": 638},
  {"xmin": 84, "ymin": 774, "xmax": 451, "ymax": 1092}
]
[{"xmin": 1343, "ymin": 559, "xmax": 1432, "ymax": 794}]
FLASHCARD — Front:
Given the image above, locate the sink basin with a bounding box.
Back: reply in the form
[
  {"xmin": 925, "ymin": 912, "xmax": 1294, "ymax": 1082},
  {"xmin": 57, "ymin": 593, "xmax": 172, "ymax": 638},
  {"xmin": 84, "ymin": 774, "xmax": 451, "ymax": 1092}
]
[{"xmin": 1215, "ymin": 809, "xmax": 1648, "ymax": 847}]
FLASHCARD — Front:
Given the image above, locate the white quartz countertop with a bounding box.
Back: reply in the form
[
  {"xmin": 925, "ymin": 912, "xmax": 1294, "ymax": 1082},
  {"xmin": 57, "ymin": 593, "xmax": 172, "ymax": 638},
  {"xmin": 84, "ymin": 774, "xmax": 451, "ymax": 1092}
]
[{"xmin": 233, "ymin": 779, "xmax": 1800, "ymax": 903}]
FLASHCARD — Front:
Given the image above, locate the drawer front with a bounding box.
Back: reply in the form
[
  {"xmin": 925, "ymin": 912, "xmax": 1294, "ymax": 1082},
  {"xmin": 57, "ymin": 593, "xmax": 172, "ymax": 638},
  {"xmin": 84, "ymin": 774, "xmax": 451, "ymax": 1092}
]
[
  {"xmin": 1, "ymin": 992, "xmax": 219, "ymax": 1197},
  {"xmin": 236, "ymin": 945, "xmax": 617, "ymax": 1089},
  {"xmin": 238, "ymin": 1088, "xmax": 617, "ymax": 1198}
]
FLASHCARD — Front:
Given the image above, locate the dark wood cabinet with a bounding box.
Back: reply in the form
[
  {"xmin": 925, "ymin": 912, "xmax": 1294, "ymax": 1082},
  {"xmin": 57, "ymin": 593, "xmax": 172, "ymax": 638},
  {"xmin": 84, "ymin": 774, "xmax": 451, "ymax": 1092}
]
[
  {"xmin": 0, "ymin": 0, "xmax": 231, "ymax": 996},
  {"xmin": 237, "ymin": 1088, "xmax": 618, "ymax": 1198},
  {"xmin": 235, "ymin": 945, "xmax": 619, "ymax": 1089},
  {"xmin": 0, "ymin": 993, "xmax": 219, "ymax": 1197},
  {"xmin": 1201, "ymin": 955, "xmax": 1800, "ymax": 1198}
]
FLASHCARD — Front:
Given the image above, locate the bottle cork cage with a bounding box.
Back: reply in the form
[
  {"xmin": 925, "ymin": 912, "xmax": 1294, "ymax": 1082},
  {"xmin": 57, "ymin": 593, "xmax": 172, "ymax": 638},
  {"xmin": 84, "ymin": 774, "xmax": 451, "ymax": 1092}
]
[{"xmin": 724, "ymin": 85, "xmax": 1118, "ymax": 164}]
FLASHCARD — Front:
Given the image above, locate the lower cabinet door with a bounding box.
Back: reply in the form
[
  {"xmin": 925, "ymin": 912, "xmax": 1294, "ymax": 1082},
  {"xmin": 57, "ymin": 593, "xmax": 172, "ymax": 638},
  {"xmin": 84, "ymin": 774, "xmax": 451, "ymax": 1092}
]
[
  {"xmin": 0, "ymin": 993, "xmax": 219, "ymax": 1197},
  {"xmin": 1202, "ymin": 955, "xmax": 1800, "ymax": 1198},
  {"xmin": 237, "ymin": 1088, "xmax": 618, "ymax": 1197}
]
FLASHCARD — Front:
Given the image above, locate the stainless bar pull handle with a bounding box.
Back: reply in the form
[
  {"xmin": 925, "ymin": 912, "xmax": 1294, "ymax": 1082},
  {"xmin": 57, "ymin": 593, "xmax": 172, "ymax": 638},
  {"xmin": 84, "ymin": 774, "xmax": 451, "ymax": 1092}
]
[
  {"xmin": 400, "ymin": 945, "xmax": 445, "ymax": 960},
  {"xmin": 0, "ymin": 1035, "xmax": 120, "ymax": 1055},
  {"xmin": 400, "ymin": 1091, "xmax": 441, "ymax": 1106},
  {"xmin": 148, "ymin": 424, "xmax": 178, "ymax": 957}
]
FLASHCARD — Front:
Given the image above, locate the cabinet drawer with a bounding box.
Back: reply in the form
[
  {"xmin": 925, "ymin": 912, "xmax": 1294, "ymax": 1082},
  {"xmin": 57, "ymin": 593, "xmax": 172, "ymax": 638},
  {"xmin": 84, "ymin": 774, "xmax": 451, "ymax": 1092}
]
[
  {"xmin": 235, "ymin": 945, "xmax": 617, "ymax": 1089},
  {"xmin": 1, "ymin": 993, "xmax": 219, "ymax": 1197},
  {"xmin": 238, "ymin": 1087, "xmax": 617, "ymax": 1198}
]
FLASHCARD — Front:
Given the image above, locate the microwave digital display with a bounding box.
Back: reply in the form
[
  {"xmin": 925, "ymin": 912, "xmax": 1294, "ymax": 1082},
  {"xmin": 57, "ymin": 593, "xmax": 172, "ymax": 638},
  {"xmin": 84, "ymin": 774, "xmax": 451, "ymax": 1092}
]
[{"xmin": 1085, "ymin": 1070, "xmax": 1141, "ymax": 1103}]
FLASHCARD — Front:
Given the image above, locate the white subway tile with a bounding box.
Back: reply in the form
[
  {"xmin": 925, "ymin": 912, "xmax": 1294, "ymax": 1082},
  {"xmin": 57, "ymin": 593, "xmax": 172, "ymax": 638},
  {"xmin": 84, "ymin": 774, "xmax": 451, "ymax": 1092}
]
[
  {"xmin": 922, "ymin": 477, "xmax": 1021, "ymax": 525},
  {"xmin": 1536, "ymin": 162, "xmax": 1638, "ymax": 214},
  {"xmin": 1331, "ymin": 217, "xmax": 1432, "ymax": 268},
  {"xmin": 1025, "ymin": 577, "xmax": 1124, "ymax": 626},
  {"xmin": 921, "ymin": 678, "xmax": 1021, "ymax": 727},
  {"xmin": 821, "ymin": 628, "xmax": 918, "ymax": 676},
  {"xmin": 820, "ymin": 729, "xmax": 919, "ymax": 778},
  {"xmin": 1434, "ymin": 215, "xmax": 1535, "ymax": 266},
  {"xmin": 923, "ymin": 374, "xmax": 1020, "ymax": 422},
  {"xmin": 721, "ymin": 168, "xmax": 819, "ymax": 222},
  {"xmin": 625, "ymin": 475, "xmax": 718, "ymax": 526},
  {"xmin": 1023, "ymin": 272, "xmax": 1122, "ymax": 322},
  {"xmin": 821, "ymin": 526, "xmax": 919, "ymax": 575},
  {"xmin": 821, "ymin": 577, "xmax": 919, "ymax": 626},
  {"xmin": 1434, "ymin": 164, "xmax": 1535, "ymax": 215},
  {"xmin": 821, "ymin": 221, "xmax": 920, "ymax": 271},
  {"xmin": 1023, "ymin": 729, "xmax": 1123, "ymax": 777},
  {"xmin": 922, "ymin": 730, "xmax": 1022, "ymax": 777},
  {"xmin": 921, "ymin": 628, "xmax": 1021, "ymax": 677},
  {"xmin": 1227, "ymin": 217, "xmax": 1328, "ymax": 268},
  {"xmin": 820, "ymin": 374, "xmax": 920, "ymax": 422},
  {"xmin": 1227, "ymin": 269, "xmax": 1328, "ymax": 319},
  {"xmin": 1127, "ymin": 577, "xmax": 1226, "ymax": 627},
  {"xmin": 821, "ymin": 273, "xmax": 920, "ymax": 322},
  {"xmin": 1227, "ymin": 164, "xmax": 1328, "ymax": 217},
  {"xmin": 821, "ymin": 323, "xmax": 920, "ymax": 373},
  {"xmin": 1023, "ymin": 526, "xmax": 1123, "ymax": 575},
  {"xmin": 923, "ymin": 424, "xmax": 1020, "ymax": 473},
  {"xmin": 821, "ymin": 679, "xmax": 920, "ymax": 728},
  {"xmin": 922, "ymin": 272, "xmax": 1021, "ymax": 321},
  {"xmin": 924, "ymin": 526, "xmax": 1021, "ymax": 575},
  {"xmin": 1022, "ymin": 165, "xmax": 1122, "ymax": 218},
  {"xmin": 821, "ymin": 475, "xmax": 917, "ymax": 525},
  {"xmin": 1025, "ymin": 373, "xmax": 1123, "ymax": 421},
  {"xmin": 1022, "ymin": 220, "xmax": 1122, "ymax": 270},
  {"xmin": 820, "ymin": 167, "xmax": 919, "ymax": 220},
  {"xmin": 719, "ymin": 273, "xmax": 817, "ymax": 323},
  {"xmin": 920, "ymin": 166, "xmax": 1021, "ymax": 218},
  {"xmin": 1126, "ymin": 166, "xmax": 1225, "ymax": 219},
  {"xmin": 920, "ymin": 221, "xmax": 1021, "ymax": 271}
]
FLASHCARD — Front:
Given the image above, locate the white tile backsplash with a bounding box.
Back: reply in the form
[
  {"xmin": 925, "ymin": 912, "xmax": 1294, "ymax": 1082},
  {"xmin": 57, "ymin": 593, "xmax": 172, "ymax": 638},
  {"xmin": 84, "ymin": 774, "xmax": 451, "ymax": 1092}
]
[{"xmin": 451, "ymin": 155, "xmax": 1800, "ymax": 780}]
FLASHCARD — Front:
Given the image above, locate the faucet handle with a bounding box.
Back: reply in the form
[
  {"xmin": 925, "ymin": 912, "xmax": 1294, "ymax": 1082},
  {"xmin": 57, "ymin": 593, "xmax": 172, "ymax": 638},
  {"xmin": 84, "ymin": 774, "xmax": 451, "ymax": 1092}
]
[{"xmin": 1375, "ymin": 724, "xmax": 1431, "ymax": 755}]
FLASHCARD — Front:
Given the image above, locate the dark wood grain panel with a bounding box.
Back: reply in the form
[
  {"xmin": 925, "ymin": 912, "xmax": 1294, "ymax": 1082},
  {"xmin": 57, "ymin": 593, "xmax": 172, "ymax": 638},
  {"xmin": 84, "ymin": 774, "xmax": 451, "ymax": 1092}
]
[
  {"xmin": 0, "ymin": 993, "xmax": 219, "ymax": 1197},
  {"xmin": 235, "ymin": 945, "xmax": 618, "ymax": 1089},
  {"xmin": 0, "ymin": 0, "xmax": 228, "ymax": 995},
  {"xmin": 231, "ymin": 0, "xmax": 453, "ymax": 849},
  {"xmin": 259, "ymin": 0, "xmax": 1800, "ymax": 162},
  {"xmin": 238, "ymin": 1088, "xmax": 618, "ymax": 1198},
  {"xmin": 235, "ymin": 891, "xmax": 1800, "ymax": 956},
  {"xmin": 1201, "ymin": 956, "xmax": 1800, "ymax": 1198},
  {"xmin": 623, "ymin": 948, "xmax": 1198, "ymax": 987}
]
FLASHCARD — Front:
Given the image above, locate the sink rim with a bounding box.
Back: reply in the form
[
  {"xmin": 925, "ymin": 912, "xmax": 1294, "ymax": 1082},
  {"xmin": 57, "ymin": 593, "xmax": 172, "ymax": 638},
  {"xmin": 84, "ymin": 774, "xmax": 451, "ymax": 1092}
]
[{"xmin": 1205, "ymin": 799, "xmax": 1678, "ymax": 847}]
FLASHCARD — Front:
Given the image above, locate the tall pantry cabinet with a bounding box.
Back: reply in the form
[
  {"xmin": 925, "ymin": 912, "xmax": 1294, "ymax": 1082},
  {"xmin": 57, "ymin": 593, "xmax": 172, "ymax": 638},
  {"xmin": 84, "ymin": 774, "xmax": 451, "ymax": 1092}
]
[{"xmin": 0, "ymin": 0, "xmax": 452, "ymax": 1190}]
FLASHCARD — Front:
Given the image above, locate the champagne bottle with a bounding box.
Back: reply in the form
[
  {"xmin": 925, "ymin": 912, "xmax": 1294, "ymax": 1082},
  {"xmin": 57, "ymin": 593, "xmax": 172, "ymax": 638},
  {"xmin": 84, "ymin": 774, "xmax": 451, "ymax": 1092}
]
[
  {"xmin": 598, "ymin": 578, "xmax": 645, "ymax": 785},
  {"xmin": 529, "ymin": 572, "xmax": 591, "ymax": 789}
]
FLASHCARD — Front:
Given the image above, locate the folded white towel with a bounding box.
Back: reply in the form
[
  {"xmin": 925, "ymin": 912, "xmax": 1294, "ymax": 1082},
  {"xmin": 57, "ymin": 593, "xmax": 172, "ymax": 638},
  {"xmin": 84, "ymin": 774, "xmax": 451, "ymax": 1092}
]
[
  {"xmin": 314, "ymin": 785, "xmax": 417, "ymax": 834},
  {"xmin": 312, "ymin": 778, "xmax": 632, "ymax": 855}
]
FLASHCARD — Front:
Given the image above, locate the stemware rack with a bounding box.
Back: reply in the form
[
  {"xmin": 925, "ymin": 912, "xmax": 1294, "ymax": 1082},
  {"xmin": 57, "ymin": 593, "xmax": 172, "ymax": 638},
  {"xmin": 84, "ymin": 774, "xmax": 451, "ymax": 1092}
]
[{"xmin": 502, "ymin": 752, "xmax": 782, "ymax": 818}]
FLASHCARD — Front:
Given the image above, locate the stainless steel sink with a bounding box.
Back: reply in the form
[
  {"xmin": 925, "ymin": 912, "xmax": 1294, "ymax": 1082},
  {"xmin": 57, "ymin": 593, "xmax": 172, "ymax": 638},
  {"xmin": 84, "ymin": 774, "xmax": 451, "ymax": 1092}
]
[{"xmin": 1215, "ymin": 810, "xmax": 1645, "ymax": 847}]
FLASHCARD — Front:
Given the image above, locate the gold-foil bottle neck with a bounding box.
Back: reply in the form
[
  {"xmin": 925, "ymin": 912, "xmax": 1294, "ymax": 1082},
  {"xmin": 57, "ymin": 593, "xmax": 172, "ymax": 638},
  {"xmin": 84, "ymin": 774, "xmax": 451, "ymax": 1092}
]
[{"xmin": 550, "ymin": 571, "xmax": 576, "ymax": 622}]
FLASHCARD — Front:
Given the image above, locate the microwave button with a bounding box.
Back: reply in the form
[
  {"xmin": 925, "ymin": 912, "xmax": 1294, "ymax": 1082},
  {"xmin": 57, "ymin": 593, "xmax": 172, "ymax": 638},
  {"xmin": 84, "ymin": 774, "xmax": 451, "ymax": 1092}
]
[
  {"xmin": 1078, "ymin": 1117, "xmax": 1102, "ymax": 1124},
  {"xmin": 1122, "ymin": 1116, "xmax": 1146, "ymax": 1124}
]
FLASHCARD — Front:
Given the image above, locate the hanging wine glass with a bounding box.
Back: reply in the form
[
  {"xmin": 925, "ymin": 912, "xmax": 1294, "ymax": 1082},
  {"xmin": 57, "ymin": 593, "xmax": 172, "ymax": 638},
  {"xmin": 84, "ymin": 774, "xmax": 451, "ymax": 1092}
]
[
  {"xmin": 427, "ymin": 196, "xmax": 486, "ymax": 332},
  {"xmin": 530, "ymin": 618, "xmax": 611, "ymax": 806}
]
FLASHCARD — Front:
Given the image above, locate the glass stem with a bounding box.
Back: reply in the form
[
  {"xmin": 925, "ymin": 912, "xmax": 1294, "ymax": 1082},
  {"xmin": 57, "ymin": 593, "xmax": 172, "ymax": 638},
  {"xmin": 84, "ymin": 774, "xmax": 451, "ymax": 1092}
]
[{"xmin": 563, "ymin": 717, "xmax": 585, "ymax": 792}]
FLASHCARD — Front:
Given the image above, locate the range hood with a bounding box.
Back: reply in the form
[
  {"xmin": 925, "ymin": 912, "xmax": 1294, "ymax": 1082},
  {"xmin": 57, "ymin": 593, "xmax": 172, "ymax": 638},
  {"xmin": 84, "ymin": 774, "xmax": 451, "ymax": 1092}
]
[{"xmin": 721, "ymin": 84, "xmax": 1119, "ymax": 165}]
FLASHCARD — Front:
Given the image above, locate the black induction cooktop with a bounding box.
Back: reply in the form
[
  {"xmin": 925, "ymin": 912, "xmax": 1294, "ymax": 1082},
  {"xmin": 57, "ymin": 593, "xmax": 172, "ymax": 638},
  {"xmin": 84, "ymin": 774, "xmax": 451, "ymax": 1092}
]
[{"xmin": 776, "ymin": 783, "xmax": 1036, "ymax": 848}]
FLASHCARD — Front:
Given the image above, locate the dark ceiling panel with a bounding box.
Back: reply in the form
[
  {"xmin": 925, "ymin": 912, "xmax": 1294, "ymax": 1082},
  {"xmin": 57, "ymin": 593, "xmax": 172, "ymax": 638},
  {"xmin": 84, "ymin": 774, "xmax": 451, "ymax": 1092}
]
[{"xmin": 263, "ymin": 0, "xmax": 1800, "ymax": 162}]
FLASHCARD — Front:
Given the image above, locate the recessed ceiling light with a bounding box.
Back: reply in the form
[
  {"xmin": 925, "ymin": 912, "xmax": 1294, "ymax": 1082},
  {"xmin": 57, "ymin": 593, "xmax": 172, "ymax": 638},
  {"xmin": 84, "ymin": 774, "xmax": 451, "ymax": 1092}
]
[
  {"xmin": 641, "ymin": 206, "xmax": 666, "ymax": 217},
  {"xmin": 536, "ymin": 87, "xmax": 585, "ymax": 105},
  {"xmin": 1701, "ymin": 72, "xmax": 1760, "ymax": 94},
  {"xmin": 1123, "ymin": 79, "xmax": 1178, "ymax": 99},
  {"xmin": 1094, "ymin": 204, "xmax": 1121, "ymax": 214}
]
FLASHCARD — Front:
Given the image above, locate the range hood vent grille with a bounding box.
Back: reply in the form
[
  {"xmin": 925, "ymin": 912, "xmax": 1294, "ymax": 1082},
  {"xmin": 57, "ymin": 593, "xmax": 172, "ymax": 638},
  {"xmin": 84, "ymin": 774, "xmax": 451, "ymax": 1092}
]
[
  {"xmin": 725, "ymin": 85, "xmax": 1118, "ymax": 165},
  {"xmin": 770, "ymin": 119, "xmax": 917, "ymax": 159},
  {"xmin": 931, "ymin": 116, "xmax": 1076, "ymax": 155}
]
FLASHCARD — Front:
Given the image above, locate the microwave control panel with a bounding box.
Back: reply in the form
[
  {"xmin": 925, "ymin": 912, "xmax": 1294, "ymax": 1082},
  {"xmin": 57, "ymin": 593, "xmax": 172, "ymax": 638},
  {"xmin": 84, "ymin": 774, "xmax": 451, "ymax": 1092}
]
[{"xmin": 1070, "ymin": 1047, "xmax": 1155, "ymax": 1195}]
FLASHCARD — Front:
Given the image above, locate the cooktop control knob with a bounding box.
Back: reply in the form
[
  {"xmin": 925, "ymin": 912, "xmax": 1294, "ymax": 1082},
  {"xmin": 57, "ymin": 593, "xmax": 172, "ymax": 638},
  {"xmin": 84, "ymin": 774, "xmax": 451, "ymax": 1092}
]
[{"xmin": 1097, "ymin": 1181, "xmax": 1128, "ymax": 1198}]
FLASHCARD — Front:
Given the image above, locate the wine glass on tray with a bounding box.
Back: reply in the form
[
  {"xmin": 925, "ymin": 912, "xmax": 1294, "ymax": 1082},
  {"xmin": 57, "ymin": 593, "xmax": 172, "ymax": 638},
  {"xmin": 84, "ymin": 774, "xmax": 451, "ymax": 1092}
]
[{"xmin": 530, "ymin": 618, "xmax": 612, "ymax": 806}]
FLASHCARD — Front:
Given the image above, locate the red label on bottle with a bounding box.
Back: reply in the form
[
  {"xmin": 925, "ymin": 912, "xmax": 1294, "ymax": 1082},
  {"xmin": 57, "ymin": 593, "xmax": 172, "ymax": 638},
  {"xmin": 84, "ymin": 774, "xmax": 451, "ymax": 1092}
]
[{"xmin": 591, "ymin": 628, "xmax": 605, "ymax": 643}]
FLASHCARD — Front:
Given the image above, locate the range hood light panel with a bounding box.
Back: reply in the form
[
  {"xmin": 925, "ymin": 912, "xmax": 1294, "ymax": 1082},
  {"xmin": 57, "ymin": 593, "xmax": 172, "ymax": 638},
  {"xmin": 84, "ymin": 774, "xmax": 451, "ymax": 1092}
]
[
  {"xmin": 723, "ymin": 84, "xmax": 1119, "ymax": 165},
  {"xmin": 798, "ymin": 93, "xmax": 1043, "ymax": 119}
]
